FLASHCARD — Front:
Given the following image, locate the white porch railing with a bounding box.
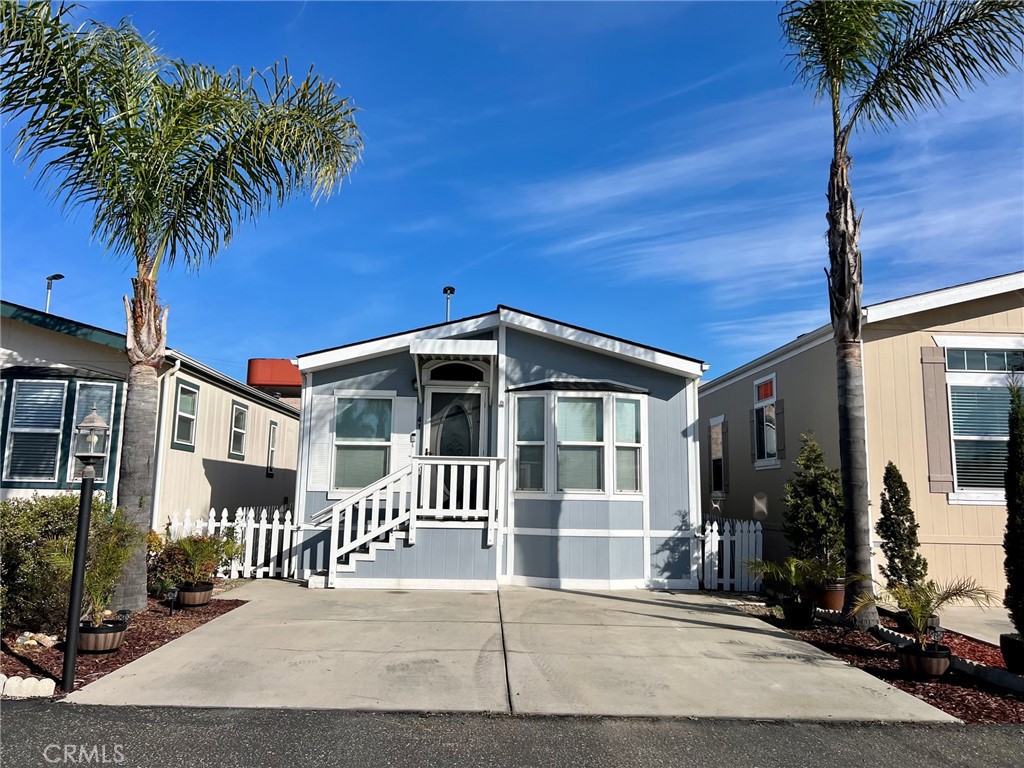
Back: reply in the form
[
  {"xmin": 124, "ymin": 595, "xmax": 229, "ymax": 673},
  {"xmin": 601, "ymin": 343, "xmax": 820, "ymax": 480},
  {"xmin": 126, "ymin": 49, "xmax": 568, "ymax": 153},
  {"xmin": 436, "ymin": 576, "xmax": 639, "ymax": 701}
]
[
  {"xmin": 702, "ymin": 519, "xmax": 762, "ymax": 591},
  {"xmin": 162, "ymin": 507, "xmax": 296, "ymax": 580},
  {"xmin": 309, "ymin": 456, "xmax": 504, "ymax": 587}
]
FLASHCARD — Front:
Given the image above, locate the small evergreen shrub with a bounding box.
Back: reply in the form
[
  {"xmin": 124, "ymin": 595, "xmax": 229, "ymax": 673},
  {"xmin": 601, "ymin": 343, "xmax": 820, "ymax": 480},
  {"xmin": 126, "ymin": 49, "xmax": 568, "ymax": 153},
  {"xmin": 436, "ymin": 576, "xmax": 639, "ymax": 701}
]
[
  {"xmin": 782, "ymin": 433, "xmax": 844, "ymax": 567},
  {"xmin": 1005, "ymin": 382, "xmax": 1024, "ymax": 634},
  {"xmin": 875, "ymin": 461, "xmax": 928, "ymax": 590},
  {"xmin": 0, "ymin": 493, "xmax": 110, "ymax": 632}
]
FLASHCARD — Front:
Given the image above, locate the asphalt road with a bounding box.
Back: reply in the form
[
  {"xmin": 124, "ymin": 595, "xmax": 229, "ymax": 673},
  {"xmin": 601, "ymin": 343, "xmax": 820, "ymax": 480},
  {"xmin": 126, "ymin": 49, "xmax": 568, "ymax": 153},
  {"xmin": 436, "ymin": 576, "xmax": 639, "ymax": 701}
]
[{"xmin": 2, "ymin": 702, "xmax": 1023, "ymax": 768}]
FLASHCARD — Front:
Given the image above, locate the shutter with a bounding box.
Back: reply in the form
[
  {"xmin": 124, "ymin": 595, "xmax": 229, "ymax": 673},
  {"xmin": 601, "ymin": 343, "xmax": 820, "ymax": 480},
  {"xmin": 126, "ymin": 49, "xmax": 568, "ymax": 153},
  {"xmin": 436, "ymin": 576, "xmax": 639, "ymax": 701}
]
[
  {"xmin": 921, "ymin": 346, "xmax": 954, "ymax": 493},
  {"xmin": 391, "ymin": 396, "xmax": 418, "ymax": 470},
  {"xmin": 707, "ymin": 424, "xmax": 714, "ymax": 490},
  {"xmin": 721, "ymin": 420, "xmax": 730, "ymax": 493},
  {"xmin": 775, "ymin": 399, "xmax": 786, "ymax": 461},
  {"xmin": 749, "ymin": 408, "xmax": 756, "ymax": 463},
  {"xmin": 306, "ymin": 394, "xmax": 335, "ymax": 492}
]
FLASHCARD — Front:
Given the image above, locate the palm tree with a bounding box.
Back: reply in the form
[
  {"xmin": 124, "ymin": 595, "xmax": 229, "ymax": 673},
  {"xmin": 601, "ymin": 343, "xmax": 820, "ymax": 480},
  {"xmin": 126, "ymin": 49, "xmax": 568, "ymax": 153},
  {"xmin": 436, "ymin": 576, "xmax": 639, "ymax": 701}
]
[
  {"xmin": 1, "ymin": 2, "xmax": 361, "ymax": 609},
  {"xmin": 780, "ymin": 0, "xmax": 1023, "ymax": 628}
]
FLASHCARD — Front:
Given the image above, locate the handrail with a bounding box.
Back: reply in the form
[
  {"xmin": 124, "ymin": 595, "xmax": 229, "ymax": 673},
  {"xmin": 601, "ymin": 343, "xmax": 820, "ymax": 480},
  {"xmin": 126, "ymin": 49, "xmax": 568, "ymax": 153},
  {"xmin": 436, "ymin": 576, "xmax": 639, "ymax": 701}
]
[{"xmin": 310, "ymin": 463, "xmax": 415, "ymax": 525}]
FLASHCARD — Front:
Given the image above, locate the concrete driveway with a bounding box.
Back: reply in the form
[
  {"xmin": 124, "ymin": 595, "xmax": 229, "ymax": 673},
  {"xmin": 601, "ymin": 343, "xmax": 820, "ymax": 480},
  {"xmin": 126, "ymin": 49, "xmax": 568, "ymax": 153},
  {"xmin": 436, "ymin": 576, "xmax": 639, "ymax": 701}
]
[{"xmin": 67, "ymin": 581, "xmax": 953, "ymax": 721}]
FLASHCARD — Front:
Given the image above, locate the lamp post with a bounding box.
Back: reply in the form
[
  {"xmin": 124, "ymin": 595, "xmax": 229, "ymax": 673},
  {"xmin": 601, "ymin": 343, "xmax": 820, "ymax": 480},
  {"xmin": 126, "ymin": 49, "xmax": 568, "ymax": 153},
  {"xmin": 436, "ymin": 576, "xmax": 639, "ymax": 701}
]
[
  {"xmin": 45, "ymin": 273, "xmax": 64, "ymax": 314},
  {"xmin": 443, "ymin": 285, "xmax": 455, "ymax": 322},
  {"xmin": 62, "ymin": 408, "xmax": 109, "ymax": 693}
]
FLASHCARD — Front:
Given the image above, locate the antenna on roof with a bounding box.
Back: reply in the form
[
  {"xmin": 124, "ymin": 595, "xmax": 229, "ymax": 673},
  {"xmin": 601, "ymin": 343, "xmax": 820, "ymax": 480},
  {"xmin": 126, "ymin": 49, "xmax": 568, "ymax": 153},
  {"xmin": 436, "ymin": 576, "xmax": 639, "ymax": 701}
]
[{"xmin": 443, "ymin": 285, "xmax": 456, "ymax": 322}]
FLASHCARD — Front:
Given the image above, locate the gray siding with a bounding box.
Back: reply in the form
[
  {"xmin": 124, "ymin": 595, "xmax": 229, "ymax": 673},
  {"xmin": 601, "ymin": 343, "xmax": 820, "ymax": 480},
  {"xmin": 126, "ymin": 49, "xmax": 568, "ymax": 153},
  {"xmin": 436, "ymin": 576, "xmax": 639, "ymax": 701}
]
[
  {"xmin": 514, "ymin": 498, "xmax": 643, "ymax": 530},
  {"xmin": 649, "ymin": 534, "xmax": 692, "ymax": 580},
  {"xmin": 298, "ymin": 526, "xmax": 495, "ymax": 581},
  {"xmin": 648, "ymin": 388, "xmax": 692, "ymax": 532},
  {"xmin": 513, "ymin": 535, "xmax": 644, "ymax": 580}
]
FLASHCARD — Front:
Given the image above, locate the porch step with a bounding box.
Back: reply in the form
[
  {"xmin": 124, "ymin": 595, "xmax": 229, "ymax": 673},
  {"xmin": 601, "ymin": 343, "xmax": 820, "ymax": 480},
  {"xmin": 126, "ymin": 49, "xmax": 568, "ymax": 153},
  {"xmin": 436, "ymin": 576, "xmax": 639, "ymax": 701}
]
[{"xmin": 304, "ymin": 526, "xmax": 408, "ymax": 588}]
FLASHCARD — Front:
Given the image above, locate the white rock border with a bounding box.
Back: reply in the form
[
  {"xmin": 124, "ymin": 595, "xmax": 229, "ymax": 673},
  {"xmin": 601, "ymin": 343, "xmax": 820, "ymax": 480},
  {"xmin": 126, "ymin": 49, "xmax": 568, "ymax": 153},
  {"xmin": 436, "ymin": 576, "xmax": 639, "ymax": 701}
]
[{"xmin": 1, "ymin": 674, "xmax": 57, "ymax": 699}]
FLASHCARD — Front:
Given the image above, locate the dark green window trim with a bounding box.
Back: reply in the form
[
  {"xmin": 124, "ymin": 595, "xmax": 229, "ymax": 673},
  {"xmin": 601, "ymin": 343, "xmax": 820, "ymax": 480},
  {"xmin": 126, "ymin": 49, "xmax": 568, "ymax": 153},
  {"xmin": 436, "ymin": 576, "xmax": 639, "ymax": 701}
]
[
  {"xmin": 171, "ymin": 379, "xmax": 200, "ymax": 453},
  {"xmin": 228, "ymin": 400, "xmax": 248, "ymax": 460}
]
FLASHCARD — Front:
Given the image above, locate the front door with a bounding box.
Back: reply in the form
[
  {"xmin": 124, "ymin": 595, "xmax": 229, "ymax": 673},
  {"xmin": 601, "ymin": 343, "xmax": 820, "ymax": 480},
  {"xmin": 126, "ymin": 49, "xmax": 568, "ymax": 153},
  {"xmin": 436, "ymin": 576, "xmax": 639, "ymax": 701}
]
[{"xmin": 423, "ymin": 389, "xmax": 488, "ymax": 511}]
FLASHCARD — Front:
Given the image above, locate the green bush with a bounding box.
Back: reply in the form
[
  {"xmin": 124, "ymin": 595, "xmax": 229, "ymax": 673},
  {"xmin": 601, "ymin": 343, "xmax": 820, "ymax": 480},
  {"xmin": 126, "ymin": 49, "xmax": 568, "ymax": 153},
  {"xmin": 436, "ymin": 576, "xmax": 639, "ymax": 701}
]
[
  {"xmin": 0, "ymin": 493, "xmax": 110, "ymax": 632},
  {"xmin": 782, "ymin": 433, "xmax": 844, "ymax": 567},
  {"xmin": 876, "ymin": 461, "xmax": 928, "ymax": 590}
]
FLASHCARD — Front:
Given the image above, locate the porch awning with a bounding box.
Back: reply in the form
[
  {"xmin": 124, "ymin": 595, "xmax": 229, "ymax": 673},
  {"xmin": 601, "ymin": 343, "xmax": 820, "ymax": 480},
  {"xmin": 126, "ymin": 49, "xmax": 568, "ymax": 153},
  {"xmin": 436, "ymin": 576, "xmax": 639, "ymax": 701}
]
[{"xmin": 409, "ymin": 339, "xmax": 498, "ymax": 402}]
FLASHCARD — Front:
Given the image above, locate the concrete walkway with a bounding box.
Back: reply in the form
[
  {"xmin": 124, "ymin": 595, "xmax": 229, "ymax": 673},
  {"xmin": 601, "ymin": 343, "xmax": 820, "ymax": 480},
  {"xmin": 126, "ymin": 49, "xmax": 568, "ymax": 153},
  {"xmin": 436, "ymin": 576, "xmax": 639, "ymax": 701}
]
[
  {"xmin": 66, "ymin": 582, "xmax": 954, "ymax": 721},
  {"xmin": 941, "ymin": 605, "xmax": 1015, "ymax": 645}
]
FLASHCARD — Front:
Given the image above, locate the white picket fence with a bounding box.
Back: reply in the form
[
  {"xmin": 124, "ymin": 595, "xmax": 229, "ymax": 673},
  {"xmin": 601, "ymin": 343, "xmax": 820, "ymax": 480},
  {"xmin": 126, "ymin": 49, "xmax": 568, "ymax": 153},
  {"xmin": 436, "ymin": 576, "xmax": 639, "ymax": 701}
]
[
  {"xmin": 702, "ymin": 519, "xmax": 762, "ymax": 591},
  {"xmin": 161, "ymin": 507, "xmax": 296, "ymax": 580}
]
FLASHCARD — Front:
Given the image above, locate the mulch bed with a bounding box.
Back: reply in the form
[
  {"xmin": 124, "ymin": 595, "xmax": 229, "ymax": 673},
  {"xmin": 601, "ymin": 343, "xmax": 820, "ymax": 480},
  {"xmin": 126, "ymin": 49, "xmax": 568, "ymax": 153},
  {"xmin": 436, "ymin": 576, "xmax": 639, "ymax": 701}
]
[
  {"xmin": 738, "ymin": 603, "xmax": 1024, "ymax": 724},
  {"xmin": 1, "ymin": 596, "xmax": 244, "ymax": 696}
]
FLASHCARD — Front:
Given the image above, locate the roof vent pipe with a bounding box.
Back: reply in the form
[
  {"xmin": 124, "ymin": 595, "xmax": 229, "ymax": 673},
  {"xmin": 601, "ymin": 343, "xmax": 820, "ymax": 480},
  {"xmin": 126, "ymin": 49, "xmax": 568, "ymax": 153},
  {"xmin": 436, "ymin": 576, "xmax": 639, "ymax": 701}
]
[{"xmin": 443, "ymin": 285, "xmax": 455, "ymax": 322}]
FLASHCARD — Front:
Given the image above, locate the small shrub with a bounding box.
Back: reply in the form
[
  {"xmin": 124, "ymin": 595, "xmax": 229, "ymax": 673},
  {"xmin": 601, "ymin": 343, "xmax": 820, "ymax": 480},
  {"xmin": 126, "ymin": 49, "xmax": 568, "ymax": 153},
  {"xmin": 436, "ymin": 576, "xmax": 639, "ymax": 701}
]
[
  {"xmin": 782, "ymin": 433, "xmax": 844, "ymax": 567},
  {"xmin": 147, "ymin": 529, "xmax": 241, "ymax": 593},
  {"xmin": 875, "ymin": 461, "xmax": 928, "ymax": 590},
  {"xmin": 0, "ymin": 493, "xmax": 110, "ymax": 632}
]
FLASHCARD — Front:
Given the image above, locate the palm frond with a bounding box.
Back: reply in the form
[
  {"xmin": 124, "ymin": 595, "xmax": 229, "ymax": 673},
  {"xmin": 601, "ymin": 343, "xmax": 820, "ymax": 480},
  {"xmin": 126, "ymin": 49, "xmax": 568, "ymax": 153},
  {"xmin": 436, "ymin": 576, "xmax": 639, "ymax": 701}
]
[{"xmin": 849, "ymin": 0, "xmax": 1024, "ymax": 132}]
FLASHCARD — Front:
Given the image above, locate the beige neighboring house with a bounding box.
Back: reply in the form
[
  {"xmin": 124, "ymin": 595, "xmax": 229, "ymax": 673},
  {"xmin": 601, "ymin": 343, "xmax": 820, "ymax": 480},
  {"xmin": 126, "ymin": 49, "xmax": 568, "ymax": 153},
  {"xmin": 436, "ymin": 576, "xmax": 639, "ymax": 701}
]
[
  {"xmin": 699, "ymin": 272, "xmax": 1024, "ymax": 595},
  {"xmin": 1, "ymin": 300, "xmax": 298, "ymax": 527}
]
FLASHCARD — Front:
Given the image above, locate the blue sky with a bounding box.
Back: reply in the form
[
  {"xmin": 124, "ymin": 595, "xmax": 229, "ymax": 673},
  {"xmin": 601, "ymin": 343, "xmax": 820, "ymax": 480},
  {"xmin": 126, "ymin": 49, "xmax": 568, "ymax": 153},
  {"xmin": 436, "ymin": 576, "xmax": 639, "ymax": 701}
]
[{"xmin": 2, "ymin": 1, "xmax": 1022, "ymax": 382}]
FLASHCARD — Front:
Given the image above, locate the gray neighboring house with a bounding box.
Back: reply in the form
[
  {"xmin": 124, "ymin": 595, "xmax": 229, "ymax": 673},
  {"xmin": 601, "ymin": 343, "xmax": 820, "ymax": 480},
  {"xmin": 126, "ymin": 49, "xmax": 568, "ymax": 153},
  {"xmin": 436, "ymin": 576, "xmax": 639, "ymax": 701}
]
[{"xmin": 294, "ymin": 306, "xmax": 705, "ymax": 590}]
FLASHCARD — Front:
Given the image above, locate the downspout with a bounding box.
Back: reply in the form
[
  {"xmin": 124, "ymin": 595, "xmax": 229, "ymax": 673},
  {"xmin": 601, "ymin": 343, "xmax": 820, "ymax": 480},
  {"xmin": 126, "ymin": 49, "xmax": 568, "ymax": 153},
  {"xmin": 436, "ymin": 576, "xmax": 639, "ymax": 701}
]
[{"xmin": 150, "ymin": 356, "xmax": 181, "ymax": 531}]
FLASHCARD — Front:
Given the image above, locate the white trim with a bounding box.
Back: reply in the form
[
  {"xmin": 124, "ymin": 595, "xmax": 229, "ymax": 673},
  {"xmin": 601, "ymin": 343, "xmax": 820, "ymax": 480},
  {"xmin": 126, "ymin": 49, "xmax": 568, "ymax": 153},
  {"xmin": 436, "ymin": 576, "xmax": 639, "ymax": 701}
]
[
  {"xmin": 948, "ymin": 491, "xmax": 1007, "ymax": 506},
  {"xmin": 423, "ymin": 385, "xmax": 490, "ymax": 457},
  {"xmin": 410, "ymin": 339, "xmax": 497, "ymax": 357},
  {"xmin": 755, "ymin": 459, "xmax": 781, "ymax": 471},
  {"xmin": 752, "ymin": 373, "xmax": 778, "ymax": 466},
  {"xmin": 933, "ymin": 334, "xmax": 1024, "ymax": 351},
  {"xmin": 496, "ymin": 323, "xmax": 509, "ymax": 581},
  {"xmin": 640, "ymin": 395, "xmax": 652, "ymax": 582},
  {"xmin": 650, "ymin": 529, "xmax": 696, "ymax": 537},
  {"xmin": 228, "ymin": 401, "xmax": 248, "ymax": 459},
  {"xmin": 326, "ymin": 578, "xmax": 498, "ymax": 590},
  {"xmin": 298, "ymin": 314, "xmax": 501, "ymax": 372},
  {"xmin": 295, "ymin": 372, "xmax": 312, "ymax": 524},
  {"xmin": 685, "ymin": 379, "xmax": 701, "ymax": 586},
  {"xmin": 150, "ymin": 357, "xmax": 181, "ymax": 525},
  {"xmin": 504, "ymin": 575, "xmax": 649, "ymax": 590},
  {"xmin": 513, "ymin": 527, "xmax": 646, "ymax": 538},
  {"xmin": 172, "ymin": 380, "xmax": 199, "ymax": 448},
  {"xmin": 327, "ymin": 392, "xmax": 397, "ymax": 500},
  {"xmin": 947, "ymin": 371, "xmax": 1016, "ymax": 387},
  {"xmin": 709, "ymin": 413, "xmax": 725, "ymax": 427},
  {"xmin": 507, "ymin": 377, "xmax": 647, "ymax": 394},
  {"xmin": 498, "ymin": 308, "xmax": 704, "ymax": 378},
  {"xmin": 866, "ymin": 272, "xmax": 1024, "ymax": 324},
  {"xmin": 648, "ymin": 577, "xmax": 700, "ymax": 590}
]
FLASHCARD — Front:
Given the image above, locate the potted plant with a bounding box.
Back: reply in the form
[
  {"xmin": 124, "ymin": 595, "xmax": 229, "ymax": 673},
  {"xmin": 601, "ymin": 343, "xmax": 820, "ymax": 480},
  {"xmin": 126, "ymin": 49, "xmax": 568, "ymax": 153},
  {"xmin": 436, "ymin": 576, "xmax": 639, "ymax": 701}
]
[
  {"xmin": 853, "ymin": 578, "xmax": 996, "ymax": 680},
  {"xmin": 1002, "ymin": 380, "xmax": 1024, "ymax": 672},
  {"xmin": 47, "ymin": 508, "xmax": 144, "ymax": 653},
  {"xmin": 746, "ymin": 557, "xmax": 817, "ymax": 627},
  {"xmin": 803, "ymin": 557, "xmax": 859, "ymax": 613},
  {"xmin": 172, "ymin": 530, "xmax": 240, "ymax": 607}
]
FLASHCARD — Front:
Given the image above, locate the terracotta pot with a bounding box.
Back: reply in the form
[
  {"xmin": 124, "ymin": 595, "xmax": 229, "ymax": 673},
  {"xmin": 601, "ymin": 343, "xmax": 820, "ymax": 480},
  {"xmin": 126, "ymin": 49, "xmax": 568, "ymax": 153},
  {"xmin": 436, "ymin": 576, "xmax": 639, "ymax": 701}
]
[
  {"xmin": 781, "ymin": 598, "xmax": 816, "ymax": 628},
  {"xmin": 78, "ymin": 620, "xmax": 127, "ymax": 654},
  {"xmin": 1000, "ymin": 633, "xmax": 1024, "ymax": 674},
  {"xmin": 176, "ymin": 582, "xmax": 214, "ymax": 607},
  {"xmin": 897, "ymin": 642, "xmax": 951, "ymax": 681},
  {"xmin": 816, "ymin": 583, "xmax": 846, "ymax": 612}
]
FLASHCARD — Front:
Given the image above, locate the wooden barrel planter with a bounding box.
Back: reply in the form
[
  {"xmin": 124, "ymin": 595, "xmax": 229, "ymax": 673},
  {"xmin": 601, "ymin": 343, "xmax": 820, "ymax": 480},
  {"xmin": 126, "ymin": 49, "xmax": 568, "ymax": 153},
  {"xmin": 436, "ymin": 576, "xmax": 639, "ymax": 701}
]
[
  {"xmin": 176, "ymin": 582, "xmax": 215, "ymax": 607},
  {"xmin": 897, "ymin": 643, "xmax": 951, "ymax": 681},
  {"xmin": 78, "ymin": 620, "xmax": 127, "ymax": 654}
]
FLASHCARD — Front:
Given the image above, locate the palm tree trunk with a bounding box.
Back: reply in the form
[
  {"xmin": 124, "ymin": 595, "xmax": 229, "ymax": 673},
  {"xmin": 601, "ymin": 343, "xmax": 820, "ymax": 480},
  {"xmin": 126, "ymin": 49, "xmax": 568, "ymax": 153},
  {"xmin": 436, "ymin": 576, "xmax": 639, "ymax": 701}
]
[
  {"xmin": 826, "ymin": 151, "xmax": 878, "ymax": 629},
  {"xmin": 114, "ymin": 276, "xmax": 167, "ymax": 611}
]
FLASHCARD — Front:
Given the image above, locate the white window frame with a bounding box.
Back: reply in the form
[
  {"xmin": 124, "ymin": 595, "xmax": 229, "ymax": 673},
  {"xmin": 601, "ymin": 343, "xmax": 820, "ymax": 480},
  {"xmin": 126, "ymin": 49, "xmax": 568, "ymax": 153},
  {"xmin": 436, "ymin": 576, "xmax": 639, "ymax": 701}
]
[
  {"xmin": 228, "ymin": 401, "xmax": 248, "ymax": 460},
  {"xmin": 613, "ymin": 396, "xmax": 643, "ymax": 494},
  {"xmin": 172, "ymin": 381, "xmax": 199, "ymax": 450},
  {"xmin": 267, "ymin": 421, "xmax": 278, "ymax": 477},
  {"xmin": 709, "ymin": 413, "xmax": 726, "ymax": 499},
  {"xmin": 3, "ymin": 379, "xmax": 68, "ymax": 482},
  {"xmin": 67, "ymin": 381, "xmax": 117, "ymax": 484},
  {"xmin": 514, "ymin": 395, "xmax": 546, "ymax": 492},
  {"xmin": 330, "ymin": 392, "xmax": 396, "ymax": 493},
  {"xmin": 753, "ymin": 373, "xmax": 779, "ymax": 470},
  {"xmin": 946, "ymin": 369, "xmax": 1011, "ymax": 504},
  {"xmin": 512, "ymin": 391, "xmax": 648, "ymax": 500}
]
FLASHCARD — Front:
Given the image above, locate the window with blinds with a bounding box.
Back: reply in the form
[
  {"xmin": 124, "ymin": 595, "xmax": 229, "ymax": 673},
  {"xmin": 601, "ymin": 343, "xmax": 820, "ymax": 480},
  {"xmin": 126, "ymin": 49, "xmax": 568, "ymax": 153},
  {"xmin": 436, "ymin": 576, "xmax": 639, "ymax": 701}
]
[
  {"xmin": 333, "ymin": 397, "xmax": 392, "ymax": 489},
  {"xmin": 950, "ymin": 385, "xmax": 1010, "ymax": 489},
  {"xmin": 557, "ymin": 397, "xmax": 604, "ymax": 491},
  {"xmin": 69, "ymin": 382, "xmax": 115, "ymax": 482},
  {"xmin": 4, "ymin": 380, "xmax": 67, "ymax": 481},
  {"xmin": 228, "ymin": 401, "xmax": 248, "ymax": 459}
]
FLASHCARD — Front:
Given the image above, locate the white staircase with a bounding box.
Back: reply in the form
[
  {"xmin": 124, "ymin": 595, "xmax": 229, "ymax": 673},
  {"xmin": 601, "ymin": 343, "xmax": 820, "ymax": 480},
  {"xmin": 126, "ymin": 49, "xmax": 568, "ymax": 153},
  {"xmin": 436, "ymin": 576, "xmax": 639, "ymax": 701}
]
[{"xmin": 307, "ymin": 457, "xmax": 504, "ymax": 588}]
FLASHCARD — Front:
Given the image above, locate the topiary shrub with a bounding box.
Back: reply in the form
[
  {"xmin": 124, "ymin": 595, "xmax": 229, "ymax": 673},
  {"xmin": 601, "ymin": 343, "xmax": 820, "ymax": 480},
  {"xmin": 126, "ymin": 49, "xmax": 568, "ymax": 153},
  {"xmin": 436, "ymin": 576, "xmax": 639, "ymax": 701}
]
[
  {"xmin": 876, "ymin": 461, "xmax": 928, "ymax": 591},
  {"xmin": 1005, "ymin": 382, "xmax": 1024, "ymax": 634},
  {"xmin": 0, "ymin": 492, "xmax": 111, "ymax": 632},
  {"xmin": 782, "ymin": 433, "xmax": 844, "ymax": 568}
]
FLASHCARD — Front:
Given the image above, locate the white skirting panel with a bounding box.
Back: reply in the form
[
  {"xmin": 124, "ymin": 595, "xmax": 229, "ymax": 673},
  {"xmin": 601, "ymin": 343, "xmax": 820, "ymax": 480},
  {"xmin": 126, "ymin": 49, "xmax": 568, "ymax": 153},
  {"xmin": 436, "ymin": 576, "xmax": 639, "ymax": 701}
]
[
  {"xmin": 503, "ymin": 575, "xmax": 650, "ymax": 590},
  {"xmin": 319, "ymin": 577, "xmax": 498, "ymax": 591}
]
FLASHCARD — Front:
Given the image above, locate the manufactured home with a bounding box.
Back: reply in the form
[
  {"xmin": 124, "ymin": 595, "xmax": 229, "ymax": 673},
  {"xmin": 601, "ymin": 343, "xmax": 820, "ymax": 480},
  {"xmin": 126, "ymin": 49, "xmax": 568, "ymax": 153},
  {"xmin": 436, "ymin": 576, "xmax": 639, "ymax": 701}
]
[{"xmin": 294, "ymin": 306, "xmax": 705, "ymax": 590}]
